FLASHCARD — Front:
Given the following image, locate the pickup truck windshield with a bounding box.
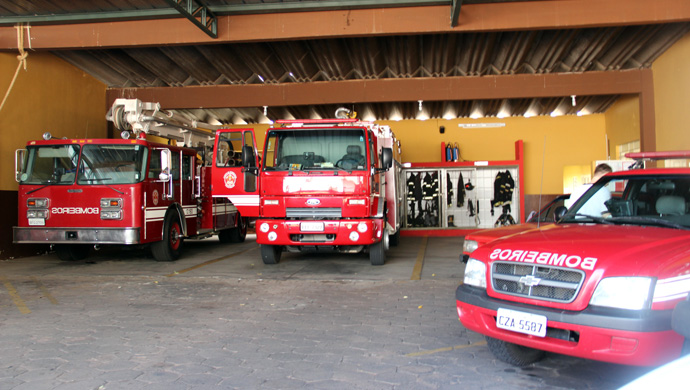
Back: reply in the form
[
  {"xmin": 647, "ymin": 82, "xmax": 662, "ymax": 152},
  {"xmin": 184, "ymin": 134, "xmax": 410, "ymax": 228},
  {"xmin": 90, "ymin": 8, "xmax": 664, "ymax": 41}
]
[
  {"xmin": 562, "ymin": 175, "xmax": 690, "ymax": 229},
  {"xmin": 263, "ymin": 128, "xmax": 367, "ymax": 171}
]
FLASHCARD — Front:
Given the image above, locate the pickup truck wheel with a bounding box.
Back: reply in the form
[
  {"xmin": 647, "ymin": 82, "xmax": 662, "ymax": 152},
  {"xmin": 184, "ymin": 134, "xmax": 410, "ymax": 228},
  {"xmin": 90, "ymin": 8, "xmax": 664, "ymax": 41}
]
[
  {"xmin": 152, "ymin": 213, "xmax": 183, "ymax": 262},
  {"xmin": 261, "ymin": 244, "xmax": 282, "ymax": 264},
  {"xmin": 369, "ymin": 230, "xmax": 388, "ymax": 266},
  {"xmin": 55, "ymin": 244, "xmax": 90, "ymax": 261},
  {"xmin": 485, "ymin": 336, "xmax": 545, "ymax": 366}
]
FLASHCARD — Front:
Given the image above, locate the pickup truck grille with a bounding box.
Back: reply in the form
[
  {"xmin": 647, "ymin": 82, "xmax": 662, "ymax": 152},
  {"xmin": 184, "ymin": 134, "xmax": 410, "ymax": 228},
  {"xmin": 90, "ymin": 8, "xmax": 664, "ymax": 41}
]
[
  {"xmin": 286, "ymin": 207, "xmax": 342, "ymax": 219},
  {"xmin": 491, "ymin": 262, "xmax": 584, "ymax": 303}
]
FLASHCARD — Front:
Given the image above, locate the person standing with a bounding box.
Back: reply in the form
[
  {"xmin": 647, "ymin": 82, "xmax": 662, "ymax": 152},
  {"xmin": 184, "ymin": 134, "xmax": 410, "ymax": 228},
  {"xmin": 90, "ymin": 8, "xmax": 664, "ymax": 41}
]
[{"xmin": 564, "ymin": 163, "xmax": 613, "ymax": 216}]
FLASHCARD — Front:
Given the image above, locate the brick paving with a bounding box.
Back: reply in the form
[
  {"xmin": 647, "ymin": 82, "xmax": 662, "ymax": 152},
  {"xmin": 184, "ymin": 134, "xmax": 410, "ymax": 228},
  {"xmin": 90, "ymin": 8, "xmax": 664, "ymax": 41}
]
[{"xmin": 0, "ymin": 237, "xmax": 652, "ymax": 389}]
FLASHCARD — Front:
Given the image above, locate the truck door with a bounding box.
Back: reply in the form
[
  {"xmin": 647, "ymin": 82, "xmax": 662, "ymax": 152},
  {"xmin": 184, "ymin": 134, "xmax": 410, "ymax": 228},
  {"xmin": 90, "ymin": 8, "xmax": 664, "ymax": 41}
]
[{"xmin": 212, "ymin": 129, "xmax": 260, "ymax": 217}]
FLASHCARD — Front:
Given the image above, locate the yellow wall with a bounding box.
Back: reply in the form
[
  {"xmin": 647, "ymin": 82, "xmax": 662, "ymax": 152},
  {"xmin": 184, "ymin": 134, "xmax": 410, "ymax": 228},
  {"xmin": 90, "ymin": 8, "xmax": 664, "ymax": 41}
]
[
  {"xmin": 230, "ymin": 114, "xmax": 607, "ymax": 195},
  {"xmin": 0, "ymin": 52, "xmax": 106, "ymax": 191},
  {"xmin": 604, "ymin": 95, "xmax": 640, "ymax": 158},
  {"xmin": 652, "ymin": 31, "xmax": 690, "ymax": 151}
]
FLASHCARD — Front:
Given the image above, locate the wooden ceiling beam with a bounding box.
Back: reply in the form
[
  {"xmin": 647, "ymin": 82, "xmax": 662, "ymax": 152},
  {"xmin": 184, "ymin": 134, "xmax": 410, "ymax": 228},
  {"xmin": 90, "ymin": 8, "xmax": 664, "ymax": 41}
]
[
  {"xmin": 2, "ymin": 0, "xmax": 689, "ymax": 49},
  {"xmin": 105, "ymin": 69, "xmax": 650, "ymax": 109}
]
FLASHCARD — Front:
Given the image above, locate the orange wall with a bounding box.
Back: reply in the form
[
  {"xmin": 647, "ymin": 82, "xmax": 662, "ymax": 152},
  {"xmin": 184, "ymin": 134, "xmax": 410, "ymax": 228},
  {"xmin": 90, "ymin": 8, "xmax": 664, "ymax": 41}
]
[
  {"xmin": 652, "ymin": 31, "xmax": 690, "ymax": 152},
  {"xmin": 233, "ymin": 114, "xmax": 607, "ymax": 195},
  {"xmin": 0, "ymin": 52, "xmax": 106, "ymax": 191}
]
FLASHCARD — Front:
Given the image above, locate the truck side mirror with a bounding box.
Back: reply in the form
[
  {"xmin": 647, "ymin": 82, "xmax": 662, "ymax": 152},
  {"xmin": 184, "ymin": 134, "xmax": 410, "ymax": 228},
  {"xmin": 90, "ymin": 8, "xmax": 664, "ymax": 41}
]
[
  {"xmin": 554, "ymin": 206, "xmax": 568, "ymax": 222},
  {"xmin": 242, "ymin": 145, "xmax": 256, "ymax": 168},
  {"xmin": 159, "ymin": 149, "xmax": 171, "ymax": 182},
  {"xmin": 381, "ymin": 147, "xmax": 393, "ymax": 171},
  {"xmin": 14, "ymin": 149, "xmax": 26, "ymax": 182}
]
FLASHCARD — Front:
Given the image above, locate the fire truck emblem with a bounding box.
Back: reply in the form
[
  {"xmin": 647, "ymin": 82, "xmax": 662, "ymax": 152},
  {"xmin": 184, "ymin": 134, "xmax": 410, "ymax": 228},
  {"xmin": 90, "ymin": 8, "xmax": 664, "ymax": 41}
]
[
  {"xmin": 152, "ymin": 189, "xmax": 159, "ymax": 206},
  {"xmin": 223, "ymin": 171, "xmax": 238, "ymax": 189},
  {"xmin": 306, "ymin": 198, "xmax": 321, "ymax": 206}
]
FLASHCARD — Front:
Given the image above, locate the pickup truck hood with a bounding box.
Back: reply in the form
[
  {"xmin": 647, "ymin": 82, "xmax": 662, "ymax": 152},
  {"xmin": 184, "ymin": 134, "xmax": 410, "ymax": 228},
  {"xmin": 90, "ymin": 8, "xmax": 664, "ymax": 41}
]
[{"xmin": 475, "ymin": 223, "xmax": 690, "ymax": 276}]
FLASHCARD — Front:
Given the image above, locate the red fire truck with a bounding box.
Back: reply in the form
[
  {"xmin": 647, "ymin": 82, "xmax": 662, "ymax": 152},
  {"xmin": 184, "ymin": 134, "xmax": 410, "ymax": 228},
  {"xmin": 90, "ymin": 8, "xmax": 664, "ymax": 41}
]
[
  {"xmin": 226, "ymin": 111, "xmax": 403, "ymax": 265},
  {"xmin": 457, "ymin": 151, "xmax": 690, "ymax": 366},
  {"xmin": 13, "ymin": 99, "xmax": 251, "ymax": 262}
]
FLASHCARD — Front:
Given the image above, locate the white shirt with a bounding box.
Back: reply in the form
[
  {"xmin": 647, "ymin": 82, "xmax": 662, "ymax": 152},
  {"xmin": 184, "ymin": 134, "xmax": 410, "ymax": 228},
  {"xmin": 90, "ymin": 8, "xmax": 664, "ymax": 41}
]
[{"xmin": 565, "ymin": 183, "xmax": 611, "ymax": 217}]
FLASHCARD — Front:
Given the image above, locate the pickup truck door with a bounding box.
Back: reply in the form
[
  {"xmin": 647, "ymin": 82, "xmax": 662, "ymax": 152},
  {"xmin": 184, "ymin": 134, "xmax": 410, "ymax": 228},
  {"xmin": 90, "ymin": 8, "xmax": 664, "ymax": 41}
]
[{"xmin": 212, "ymin": 128, "xmax": 260, "ymax": 217}]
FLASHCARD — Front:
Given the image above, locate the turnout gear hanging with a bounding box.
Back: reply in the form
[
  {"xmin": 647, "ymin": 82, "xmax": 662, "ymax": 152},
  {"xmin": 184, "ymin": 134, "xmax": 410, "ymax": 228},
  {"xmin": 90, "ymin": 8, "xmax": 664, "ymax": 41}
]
[
  {"xmin": 457, "ymin": 172, "xmax": 466, "ymax": 207},
  {"xmin": 491, "ymin": 170, "xmax": 515, "ymax": 216}
]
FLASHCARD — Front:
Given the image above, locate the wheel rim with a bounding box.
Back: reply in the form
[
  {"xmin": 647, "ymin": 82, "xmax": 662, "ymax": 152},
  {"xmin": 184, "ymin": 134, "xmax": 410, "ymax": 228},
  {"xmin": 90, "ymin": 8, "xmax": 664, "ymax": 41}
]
[{"xmin": 170, "ymin": 222, "xmax": 181, "ymax": 250}]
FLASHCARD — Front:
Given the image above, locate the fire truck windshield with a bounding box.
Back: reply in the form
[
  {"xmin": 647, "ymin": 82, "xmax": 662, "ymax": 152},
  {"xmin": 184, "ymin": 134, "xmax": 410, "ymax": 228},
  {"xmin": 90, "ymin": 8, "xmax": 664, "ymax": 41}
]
[
  {"xmin": 77, "ymin": 144, "xmax": 148, "ymax": 185},
  {"xmin": 19, "ymin": 145, "xmax": 81, "ymax": 185},
  {"xmin": 263, "ymin": 128, "xmax": 368, "ymax": 171}
]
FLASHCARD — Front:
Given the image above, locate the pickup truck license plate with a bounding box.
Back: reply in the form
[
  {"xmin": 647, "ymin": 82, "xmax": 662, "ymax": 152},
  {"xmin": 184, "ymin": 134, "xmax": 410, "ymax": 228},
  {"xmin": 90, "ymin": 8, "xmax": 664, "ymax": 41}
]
[
  {"xmin": 300, "ymin": 222, "xmax": 325, "ymax": 232},
  {"xmin": 496, "ymin": 308, "xmax": 547, "ymax": 337}
]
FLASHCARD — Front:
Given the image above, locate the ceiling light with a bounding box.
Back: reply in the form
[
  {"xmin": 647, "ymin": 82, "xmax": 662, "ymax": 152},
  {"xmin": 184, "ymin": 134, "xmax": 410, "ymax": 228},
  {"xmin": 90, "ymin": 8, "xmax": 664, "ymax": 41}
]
[
  {"xmin": 458, "ymin": 123, "xmax": 506, "ymax": 128},
  {"xmin": 418, "ymin": 100, "xmax": 423, "ymax": 111}
]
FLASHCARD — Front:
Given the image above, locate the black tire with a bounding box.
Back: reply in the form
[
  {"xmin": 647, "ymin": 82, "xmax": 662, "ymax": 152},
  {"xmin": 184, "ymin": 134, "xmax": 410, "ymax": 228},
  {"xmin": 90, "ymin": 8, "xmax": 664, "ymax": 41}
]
[
  {"xmin": 389, "ymin": 230, "xmax": 400, "ymax": 247},
  {"xmin": 485, "ymin": 336, "xmax": 545, "ymax": 366},
  {"xmin": 55, "ymin": 244, "xmax": 90, "ymax": 261},
  {"xmin": 260, "ymin": 244, "xmax": 282, "ymax": 265},
  {"xmin": 220, "ymin": 216, "xmax": 247, "ymax": 243},
  {"xmin": 151, "ymin": 212, "xmax": 184, "ymax": 262},
  {"xmin": 369, "ymin": 230, "xmax": 388, "ymax": 266}
]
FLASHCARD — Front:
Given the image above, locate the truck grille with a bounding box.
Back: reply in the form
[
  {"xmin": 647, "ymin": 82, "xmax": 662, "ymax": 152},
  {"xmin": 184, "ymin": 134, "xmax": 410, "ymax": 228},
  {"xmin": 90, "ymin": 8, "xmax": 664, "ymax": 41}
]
[
  {"xmin": 286, "ymin": 208, "xmax": 342, "ymax": 219},
  {"xmin": 491, "ymin": 262, "xmax": 584, "ymax": 303}
]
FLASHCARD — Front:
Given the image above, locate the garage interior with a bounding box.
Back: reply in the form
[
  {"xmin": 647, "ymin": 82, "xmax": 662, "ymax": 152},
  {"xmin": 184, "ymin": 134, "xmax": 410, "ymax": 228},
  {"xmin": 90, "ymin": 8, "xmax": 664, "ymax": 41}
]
[{"xmin": 0, "ymin": 1, "xmax": 689, "ymax": 389}]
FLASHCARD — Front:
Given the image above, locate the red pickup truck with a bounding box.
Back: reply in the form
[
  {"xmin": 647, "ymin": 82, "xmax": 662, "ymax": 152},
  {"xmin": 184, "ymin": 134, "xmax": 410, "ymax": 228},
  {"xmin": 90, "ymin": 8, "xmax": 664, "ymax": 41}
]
[{"xmin": 456, "ymin": 152, "xmax": 690, "ymax": 366}]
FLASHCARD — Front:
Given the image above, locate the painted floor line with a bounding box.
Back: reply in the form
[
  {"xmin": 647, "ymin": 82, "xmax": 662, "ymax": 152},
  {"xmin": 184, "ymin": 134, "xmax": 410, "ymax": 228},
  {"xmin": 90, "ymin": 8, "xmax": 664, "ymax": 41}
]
[
  {"xmin": 0, "ymin": 275, "xmax": 31, "ymax": 314},
  {"xmin": 410, "ymin": 236, "xmax": 428, "ymax": 280},
  {"xmin": 32, "ymin": 276, "xmax": 58, "ymax": 305},
  {"xmin": 405, "ymin": 340, "xmax": 487, "ymax": 357},
  {"xmin": 166, "ymin": 246, "xmax": 256, "ymax": 277}
]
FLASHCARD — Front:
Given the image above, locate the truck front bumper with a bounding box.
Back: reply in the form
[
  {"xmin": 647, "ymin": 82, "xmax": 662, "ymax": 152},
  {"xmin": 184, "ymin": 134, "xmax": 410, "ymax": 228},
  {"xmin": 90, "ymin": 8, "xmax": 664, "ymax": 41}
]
[
  {"xmin": 254, "ymin": 219, "xmax": 384, "ymax": 246},
  {"xmin": 456, "ymin": 284, "xmax": 683, "ymax": 366},
  {"xmin": 14, "ymin": 227, "xmax": 140, "ymax": 245}
]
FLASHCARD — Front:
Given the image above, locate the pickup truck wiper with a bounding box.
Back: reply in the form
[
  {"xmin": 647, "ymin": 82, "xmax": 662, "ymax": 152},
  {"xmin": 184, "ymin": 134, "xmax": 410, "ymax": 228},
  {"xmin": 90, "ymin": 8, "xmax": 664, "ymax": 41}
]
[{"xmin": 608, "ymin": 216, "xmax": 690, "ymax": 230}]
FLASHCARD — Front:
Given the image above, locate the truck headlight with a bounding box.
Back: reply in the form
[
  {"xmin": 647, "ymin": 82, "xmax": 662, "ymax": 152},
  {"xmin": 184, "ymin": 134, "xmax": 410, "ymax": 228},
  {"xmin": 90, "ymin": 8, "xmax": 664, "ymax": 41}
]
[
  {"xmin": 463, "ymin": 258, "xmax": 487, "ymax": 289},
  {"xmin": 463, "ymin": 239, "xmax": 479, "ymax": 254},
  {"xmin": 27, "ymin": 209, "xmax": 48, "ymax": 219},
  {"xmin": 100, "ymin": 210, "xmax": 122, "ymax": 220},
  {"xmin": 590, "ymin": 277, "xmax": 653, "ymax": 310}
]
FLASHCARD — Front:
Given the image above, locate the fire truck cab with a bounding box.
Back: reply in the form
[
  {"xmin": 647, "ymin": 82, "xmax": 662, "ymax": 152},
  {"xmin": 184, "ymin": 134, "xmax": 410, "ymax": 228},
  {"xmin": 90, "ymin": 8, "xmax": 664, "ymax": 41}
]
[
  {"xmin": 13, "ymin": 99, "xmax": 249, "ymax": 262},
  {"xmin": 229, "ymin": 113, "xmax": 403, "ymax": 265}
]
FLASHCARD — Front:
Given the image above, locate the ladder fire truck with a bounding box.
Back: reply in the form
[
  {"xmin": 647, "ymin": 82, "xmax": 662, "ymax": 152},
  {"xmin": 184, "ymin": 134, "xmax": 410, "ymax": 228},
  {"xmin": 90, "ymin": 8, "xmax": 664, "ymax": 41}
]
[
  {"xmin": 229, "ymin": 110, "xmax": 404, "ymax": 265},
  {"xmin": 13, "ymin": 99, "xmax": 252, "ymax": 262}
]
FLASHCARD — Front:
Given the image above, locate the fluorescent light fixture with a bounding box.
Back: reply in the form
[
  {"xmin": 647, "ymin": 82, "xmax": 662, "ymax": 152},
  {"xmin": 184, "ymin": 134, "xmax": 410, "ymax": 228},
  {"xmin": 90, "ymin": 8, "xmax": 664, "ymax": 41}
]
[{"xmin": 458, "ymin": 123, "xmax": 506, "ymax": 129}]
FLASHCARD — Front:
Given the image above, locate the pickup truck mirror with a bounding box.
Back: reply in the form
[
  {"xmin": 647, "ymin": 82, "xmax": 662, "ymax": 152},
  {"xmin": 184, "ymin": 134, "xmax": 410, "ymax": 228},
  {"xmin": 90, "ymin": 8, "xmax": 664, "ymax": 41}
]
[
  {"xmin": 381, "ymin": 147, "xmax": 393, "ymax": 171},
  {"xmin": 14, "ymin": 149, "xmax": 26, "ymax": 182},
  {"xmin": 554, "ymin": 206, "xmax": 568, "ymax": 222}
]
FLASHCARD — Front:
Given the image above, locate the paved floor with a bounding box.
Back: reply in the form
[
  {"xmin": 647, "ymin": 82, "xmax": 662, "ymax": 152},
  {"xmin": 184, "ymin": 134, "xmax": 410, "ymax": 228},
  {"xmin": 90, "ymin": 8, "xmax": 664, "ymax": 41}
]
[{"xmin": 0, "ymin": 235, "xmax": 654, "ymax": 390}]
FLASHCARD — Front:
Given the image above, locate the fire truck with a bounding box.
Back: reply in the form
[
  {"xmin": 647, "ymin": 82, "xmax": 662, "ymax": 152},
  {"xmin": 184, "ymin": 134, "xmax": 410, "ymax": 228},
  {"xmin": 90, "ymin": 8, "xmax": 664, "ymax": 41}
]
[
  {"xmin": 13, "ymin": 99, "xmax": 252, "ymax": 262},
  {"xmin": 457, "ymin": 151, "xmax": 690, "ymax": 366},
  {"xmin": 228, "ymin": 110, "xmax": 403, "ymax": 265}
]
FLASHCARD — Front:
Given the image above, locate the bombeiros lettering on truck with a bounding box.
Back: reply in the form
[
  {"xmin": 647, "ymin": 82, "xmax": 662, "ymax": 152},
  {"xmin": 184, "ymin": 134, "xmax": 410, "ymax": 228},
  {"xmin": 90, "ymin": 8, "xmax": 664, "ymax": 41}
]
[
  {"xmin": 489, "ymin": 248, "xmax": 598, "ymax": 270},
  {"xmin": 457, "ymin": 150, "xmax": 690, "ymax": 367},
  {"xmin": 223, "ymin": 108, "xmax": 404, "ymax": 265},
  {"xmin": 13, "ymin": 99, "xmax": 249, "ymax": 262}
]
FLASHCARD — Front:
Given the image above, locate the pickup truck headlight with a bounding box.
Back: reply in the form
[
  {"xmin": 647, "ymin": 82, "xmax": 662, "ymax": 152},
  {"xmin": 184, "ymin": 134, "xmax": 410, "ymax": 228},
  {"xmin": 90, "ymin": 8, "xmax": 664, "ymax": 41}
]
[
  {"xmin": 590, "ymin": 277, "xmax": 653, "ymax": 310},
  {"xmin": 463, "ymin": 258, "xmax": 487, "ymax": 288},
  {"xmin": 463, "ymin": 239, "xmax": 479, "ymax": 254}
]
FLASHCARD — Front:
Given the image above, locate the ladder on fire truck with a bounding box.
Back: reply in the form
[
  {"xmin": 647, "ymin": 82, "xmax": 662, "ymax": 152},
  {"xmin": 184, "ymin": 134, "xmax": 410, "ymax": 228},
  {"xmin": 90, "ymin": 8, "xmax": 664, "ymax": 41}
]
[{"xmin": 106, "ymin": 98, "xmax": 217, "ymax": 149}]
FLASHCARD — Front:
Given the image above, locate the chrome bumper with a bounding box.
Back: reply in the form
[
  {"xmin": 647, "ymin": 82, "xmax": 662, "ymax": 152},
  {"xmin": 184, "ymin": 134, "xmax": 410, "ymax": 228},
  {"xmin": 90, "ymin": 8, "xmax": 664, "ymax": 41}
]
[{"xmin": 13, "ymin": 227, "xmax": 140, "ymax": 245}]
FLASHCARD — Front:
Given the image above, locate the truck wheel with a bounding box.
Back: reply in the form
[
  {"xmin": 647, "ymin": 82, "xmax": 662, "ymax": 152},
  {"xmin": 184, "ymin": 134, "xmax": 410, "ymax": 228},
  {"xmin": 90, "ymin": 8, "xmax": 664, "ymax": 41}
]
[
  {"xmin": 389, "ymin": 230, "xmax": 400, "ymax": 247},
  {"xmin": 261, "ymin": 244, "xmax": 282, "ymax": 264},
  {"xmin": 369, "ymin": 230, "xmax": 388, "ymax": 266},
  {"xmin": 220, "ymin": 216, "xmax": 247, "ymax": 243},
  {"xmin": 55, "ymin": 244, "xmax": 90, "ymax": 261},
  {"xmin": 485, "ymin": 336, "xmax": 545, "ymax": 366},
  {"xmin": 152, "ymin": 212, "xmax": 183, "ymax": 262}
]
